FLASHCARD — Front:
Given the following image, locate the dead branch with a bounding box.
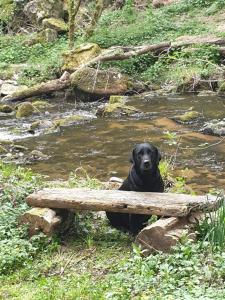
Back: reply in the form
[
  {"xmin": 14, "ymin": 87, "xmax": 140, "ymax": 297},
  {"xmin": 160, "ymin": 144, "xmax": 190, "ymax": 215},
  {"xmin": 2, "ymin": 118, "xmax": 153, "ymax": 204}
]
[{"xmin": 1, "ymin": 71, "xmax": 71, "ymax": 103}]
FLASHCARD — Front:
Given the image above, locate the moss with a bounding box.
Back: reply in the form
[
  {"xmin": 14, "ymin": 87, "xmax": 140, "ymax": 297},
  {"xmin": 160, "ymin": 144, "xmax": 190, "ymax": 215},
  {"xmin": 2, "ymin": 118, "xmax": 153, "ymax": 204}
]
[
  {"xmin": 109, "ymin": 95, "xmax": 127, "ymax": 105},
  {"xmin": 99, "ymin": 97, "xmax": 139, "ymax": 117},
  {"xmin": 71, "ymin": 67, "xmax": 129, "ymax": 96},
  {"xmin": 0, "ymin": 104, "xmax": 13, "ymax": 113},
  {"xmin": 42, "ymin": 17, "xmax": 68, "ymax": 33},
  {"xmin": 0, "ymin": 0, "xmax": 16, "ymax": 24},
  {"xmin": 55, "ymin": 115, "xmax": 84, "ymax": 126},
  {"xmin": 16, "ymin": 102, "xmax": 35, "ymax": 118},
  {"xmin": 62, "ymin": 43, "xmax": 102, "ymax": 72},
  {"xmin": 174, "ymin": 111, "xmax": 201, "ymax": 123}
]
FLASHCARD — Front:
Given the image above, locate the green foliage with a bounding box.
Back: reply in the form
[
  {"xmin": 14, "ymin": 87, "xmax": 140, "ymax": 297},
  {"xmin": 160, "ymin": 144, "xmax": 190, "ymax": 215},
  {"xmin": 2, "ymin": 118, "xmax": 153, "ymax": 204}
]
[
  {"xmin": 198, "ymin": 197, "xmax": 225, "ymax": 250},
  {"xmin": 0, "ymin": 162, "xmax": 50, "ymax": 275},
  {"xmin": 0, "ymin": 35, "xmax": 67, "ymax": 85},
  {"xmin": 141, "ymin": 45, "xmax": 222, "ymax": 89},
  {"xmin": 165, "ymin": 0, "xmax": 225, "ymax": 14},
  {"xmin": 68, "ymin": 167, "xmax": 103, "ymax": 189},
  {"xmin": 0, "ymin": 0, "xmax": 16, "ymax": 32}
]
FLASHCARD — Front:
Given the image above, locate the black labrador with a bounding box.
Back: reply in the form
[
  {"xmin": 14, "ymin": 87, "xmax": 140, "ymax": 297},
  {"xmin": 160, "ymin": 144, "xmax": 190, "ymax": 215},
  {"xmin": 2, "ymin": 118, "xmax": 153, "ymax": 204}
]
[{"xmin": 106, "ymin": 142, "xmax": 164, "ymax": 234}]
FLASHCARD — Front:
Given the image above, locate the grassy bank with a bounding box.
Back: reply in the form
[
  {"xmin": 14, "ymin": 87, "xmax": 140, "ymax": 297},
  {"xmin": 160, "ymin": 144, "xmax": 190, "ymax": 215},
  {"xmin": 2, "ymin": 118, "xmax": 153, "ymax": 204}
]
[
  {"xmin": 0, "ymin": 0, "xmax": 225, "ymax": 91},
  {"xmin": 0, "ymin": 162, "xmax": 225, "ymax": 299}
]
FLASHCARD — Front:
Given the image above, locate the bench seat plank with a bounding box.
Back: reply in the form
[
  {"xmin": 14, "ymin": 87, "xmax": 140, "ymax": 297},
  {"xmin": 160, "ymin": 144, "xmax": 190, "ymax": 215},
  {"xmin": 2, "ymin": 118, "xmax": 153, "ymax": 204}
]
[{"xmin": 26, "ymin": 188, "xmax": 219, "ymax": 217}]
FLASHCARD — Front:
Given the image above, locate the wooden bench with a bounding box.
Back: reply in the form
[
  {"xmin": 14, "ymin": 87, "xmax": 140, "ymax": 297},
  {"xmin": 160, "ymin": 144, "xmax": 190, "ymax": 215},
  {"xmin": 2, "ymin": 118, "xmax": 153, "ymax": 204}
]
[{"xmin": 21, "ymin": 188, "xmax": 220, "ymax": 253}]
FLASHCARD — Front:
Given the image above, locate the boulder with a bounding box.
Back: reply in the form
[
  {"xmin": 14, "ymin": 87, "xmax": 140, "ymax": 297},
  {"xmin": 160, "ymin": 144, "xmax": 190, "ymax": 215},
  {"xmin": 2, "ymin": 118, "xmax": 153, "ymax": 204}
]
[
  {"xmin": 28, "ymin": 120, "xmax": 56, "ymax": 133},
  {"xmin": 173, "ymin": 111, "xmax": 201, "ymax": 123},
  {"xmin": 0, "ymin": 104, "xmax": 13, "ymax": 113},
  {"xmin": 62, "ymin": 43, "xmax": 102, "ymax": 72},
  {"xmin": 16, "ymin": 102, "xmax": 35, "ymax": 118},
  {"xmin": 96, "ymin": 95, "xmax": 139, "ymax": 117},
  {"xmin": 71, "ymin": 67, "xmax": 130, "ymax": 97},
  {"xmin": 201, "ymin": 119, "xmax": 225, "ymax": 136},
  {"xmin": 42, "ymin": 17, "xmax": 68, "ymax": 33},
  {"xmin": 1, "ymin": 83, "xmax": 27, "ymax": 96},
  {"xmin": 24, "ymin": 0, "xmax": 64, "ymax": 24},
  {"xmin": 30, "ymin": 150, "xmax": 49, "ymax": 160}
]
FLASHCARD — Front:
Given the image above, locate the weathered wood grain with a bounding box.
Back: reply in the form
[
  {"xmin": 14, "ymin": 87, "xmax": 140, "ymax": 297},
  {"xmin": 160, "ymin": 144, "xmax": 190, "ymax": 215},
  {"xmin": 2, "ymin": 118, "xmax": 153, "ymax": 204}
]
[
  {"xmin": 26, "ymin": 188, "xmax": 219, "ymax": 217},
  {"xmin": 136, "ymin": 216, "xmax": 196, "ymax": 253}
]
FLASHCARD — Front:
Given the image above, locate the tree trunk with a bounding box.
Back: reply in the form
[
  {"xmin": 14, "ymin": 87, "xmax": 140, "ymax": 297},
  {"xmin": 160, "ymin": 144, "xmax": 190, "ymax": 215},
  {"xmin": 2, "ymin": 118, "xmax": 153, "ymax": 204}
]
[
  {"xmin": 68, "ymin": 0, "xmax": 82, "ymax": 49},
  {"xmin": 85, "ymin": 0, "xmax": 104, "ymax": 38}
]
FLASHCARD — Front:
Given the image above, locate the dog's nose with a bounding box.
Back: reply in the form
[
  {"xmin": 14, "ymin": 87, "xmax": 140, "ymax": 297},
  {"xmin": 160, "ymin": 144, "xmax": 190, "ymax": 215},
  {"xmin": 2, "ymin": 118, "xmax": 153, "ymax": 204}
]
[{"xmin": 144, "ymin": 160, "xmax": 150, "ymax": 167}]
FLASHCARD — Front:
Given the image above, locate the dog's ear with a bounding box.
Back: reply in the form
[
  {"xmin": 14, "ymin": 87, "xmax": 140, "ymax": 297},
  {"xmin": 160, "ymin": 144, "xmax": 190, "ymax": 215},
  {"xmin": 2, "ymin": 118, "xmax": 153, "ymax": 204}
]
[
  {"xmin": 157, "ymin": 149, "xmax": 162, "ymax": 165},
  {"xmin": 129, "ymin": 148, "xmax": 136, "ymax": 165}
]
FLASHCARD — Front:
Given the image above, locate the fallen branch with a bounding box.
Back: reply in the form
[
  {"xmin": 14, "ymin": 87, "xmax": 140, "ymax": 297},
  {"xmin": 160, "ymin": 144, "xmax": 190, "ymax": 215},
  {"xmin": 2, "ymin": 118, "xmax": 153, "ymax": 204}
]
[
  {"xmin": 1, "ymin": 42, "xmax": 170, "ymax": 103},
  {"xmin": 1, "ymin": 71, "xmax": 71, "ymax": 103}
]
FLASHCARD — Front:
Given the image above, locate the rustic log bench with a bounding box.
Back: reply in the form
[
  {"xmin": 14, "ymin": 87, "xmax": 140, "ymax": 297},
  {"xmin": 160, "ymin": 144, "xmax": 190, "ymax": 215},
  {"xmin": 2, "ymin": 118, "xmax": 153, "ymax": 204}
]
[{"xmin": 21, "ymin": 188, "xmax": 220, "ymax": 253}]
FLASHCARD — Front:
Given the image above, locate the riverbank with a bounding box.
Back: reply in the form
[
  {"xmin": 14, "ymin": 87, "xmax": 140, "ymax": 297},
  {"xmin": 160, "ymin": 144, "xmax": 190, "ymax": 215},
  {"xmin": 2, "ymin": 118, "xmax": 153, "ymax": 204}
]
[
  {"xmin": 1, "ymin": 1, "xmax": 225, "ymax": 97},
  {"xmin": 0, "ymin": 162, "xmax": 225, "ymax": 299}
]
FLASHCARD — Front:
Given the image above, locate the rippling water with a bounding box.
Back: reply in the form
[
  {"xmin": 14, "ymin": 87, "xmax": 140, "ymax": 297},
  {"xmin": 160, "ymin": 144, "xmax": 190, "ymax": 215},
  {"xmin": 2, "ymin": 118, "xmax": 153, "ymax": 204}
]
[{"xmin": 0, "ymin": 93, "xmax": 225, "ymax": 193}]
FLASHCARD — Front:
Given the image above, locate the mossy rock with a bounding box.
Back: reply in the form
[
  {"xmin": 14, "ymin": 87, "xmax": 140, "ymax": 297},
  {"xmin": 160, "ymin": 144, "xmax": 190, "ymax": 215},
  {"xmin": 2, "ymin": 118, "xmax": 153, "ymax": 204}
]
[
  {"xmin": 109, "ymin": 95, "xmax": 127, "ymax": 105},
  {"xmin": 62, "ymin": 44, "xmax": 102, "ymax": 72},
  {"xmin": 55, "ymin": 115, "xmax": 87, "ymax": 127},
  {"xmin": 97, "ymin": 99, "xmax": 139, "ymax": 117},
  {"xmin": 29, "ymin": 120, "xmax": 56, "ymax": 133},
  {"xmin": 173, "ymin": 111, "xmax": 201, "ymax": 123},
  {"xmin": 71, "ymin": 67, "xmax": 129, "ymax": 96},
  {"xmin": 23, "ymin": 0, "xmax": 64, "ymax": 24},
  {"xmin": 0, "ymin": 104, "xmax": 13, "ymax": 113},
  {"xmin": 16, "ymin": 102, "xmax": 35, "ymax": 118},
  {"xmin": 42, "ymin": 17, "xmax": 68, "ymax": 32},
  {"xmin": 32, "ymin": 100, "xmax": 51, "ymax": 111}
]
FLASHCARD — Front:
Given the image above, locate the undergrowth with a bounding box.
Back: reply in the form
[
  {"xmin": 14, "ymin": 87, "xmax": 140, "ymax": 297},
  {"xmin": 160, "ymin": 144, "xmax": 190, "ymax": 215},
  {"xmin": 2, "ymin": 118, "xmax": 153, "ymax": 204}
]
[{"xmin": 0, "ymin": 162, "xmax": 225, "ymax": 299}]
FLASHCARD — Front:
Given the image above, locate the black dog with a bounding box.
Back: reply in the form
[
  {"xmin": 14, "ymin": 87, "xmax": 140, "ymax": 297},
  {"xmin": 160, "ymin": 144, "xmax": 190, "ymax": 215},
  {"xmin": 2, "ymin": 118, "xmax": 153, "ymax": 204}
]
[{"xmin": 106, "ymin": 142, "xmax": 164, "ymax": 234}]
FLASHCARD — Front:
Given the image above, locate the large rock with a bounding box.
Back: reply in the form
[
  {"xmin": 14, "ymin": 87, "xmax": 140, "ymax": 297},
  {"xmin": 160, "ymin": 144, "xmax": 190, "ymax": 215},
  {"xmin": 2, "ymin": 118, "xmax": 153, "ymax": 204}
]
[
  {"xmin": 71, "ymin": 67, "xmax": 130, "ymax": 97},
  {"xmin": 16, "ymin": 102, "xmax": 35, "ymax": 118},
  {"xmin": 62, "ymin": 43, "xmax": 102, "ymax": 72},
  {"xmin": 42, "ymin": 17, "xmax": 68, "ymax": 33},
  {"xmin": 173, "ymin": 111, "xmax": 201, "ymax": 124},
  {"xmin": 24, "ymin": 0, "xmax": 64, "ymax": 24},
  {"xmin": 201, "ymin": 119, "xmax": 225, "ymax": 136},
  {"xmin": 0, "ymin": 104, "xmax": 13, "ymax": 113},
  {"xmin": 1, "ymin": 82, "xmax": 27, "ymax": 96},
  {"xmin": 96, "ymin": 95, "xmax": 139, "ymax": 117}
]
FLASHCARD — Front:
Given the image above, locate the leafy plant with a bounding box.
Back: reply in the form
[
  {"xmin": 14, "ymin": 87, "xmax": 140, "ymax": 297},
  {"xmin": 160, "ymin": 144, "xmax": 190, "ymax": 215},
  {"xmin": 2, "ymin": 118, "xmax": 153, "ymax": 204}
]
[{"xmin": 198, "ymin": 196, "xmax": 225, "ymax": 250}]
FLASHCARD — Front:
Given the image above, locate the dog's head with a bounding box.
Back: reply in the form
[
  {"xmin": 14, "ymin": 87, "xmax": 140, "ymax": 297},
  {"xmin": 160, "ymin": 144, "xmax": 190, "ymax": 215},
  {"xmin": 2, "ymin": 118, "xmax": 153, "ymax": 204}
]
[{"xmin": 130, "ymin": 143, "xmax": 161, "ymax": 174}]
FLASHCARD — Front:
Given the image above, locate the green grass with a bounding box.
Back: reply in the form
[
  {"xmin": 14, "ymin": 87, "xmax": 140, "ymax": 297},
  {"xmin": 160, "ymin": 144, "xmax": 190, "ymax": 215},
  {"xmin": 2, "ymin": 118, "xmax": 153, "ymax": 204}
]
[
  {"xmin": 0, "ymin": 35, "xmax": 68, "ymax": 86},
  {"xmin": 0, "ymin": 162, "xmax": 225, "ymax": 299}
]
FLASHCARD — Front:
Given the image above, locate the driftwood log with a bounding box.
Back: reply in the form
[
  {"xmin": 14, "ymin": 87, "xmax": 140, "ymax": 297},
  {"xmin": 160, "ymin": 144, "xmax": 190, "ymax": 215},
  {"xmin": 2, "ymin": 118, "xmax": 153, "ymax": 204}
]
[
  {"xmin": 25, "ymin": 188, "xmax": 218, "ymax": 217},
  {"xmin": 1, "ymin": 71, "xmax": 71, "ymax": 103}
]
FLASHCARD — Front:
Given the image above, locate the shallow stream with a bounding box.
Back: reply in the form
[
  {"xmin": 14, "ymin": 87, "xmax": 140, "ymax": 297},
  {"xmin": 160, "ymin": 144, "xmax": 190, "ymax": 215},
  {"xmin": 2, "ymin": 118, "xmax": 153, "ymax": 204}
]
[{"xmin": 1, "ymin": 93, "xmax": 225, "ymax": 193}]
